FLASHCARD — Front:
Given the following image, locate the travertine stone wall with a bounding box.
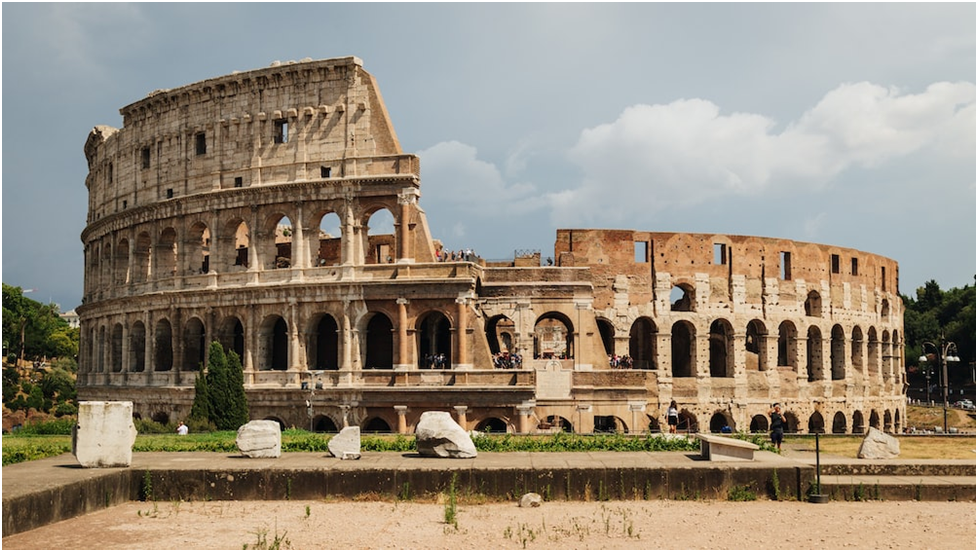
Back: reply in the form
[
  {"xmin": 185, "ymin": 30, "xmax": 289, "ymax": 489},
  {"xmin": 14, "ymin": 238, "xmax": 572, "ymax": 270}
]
[{"xmin": 78, "ymin": 58, "xmax": 905, "ymax": 437}]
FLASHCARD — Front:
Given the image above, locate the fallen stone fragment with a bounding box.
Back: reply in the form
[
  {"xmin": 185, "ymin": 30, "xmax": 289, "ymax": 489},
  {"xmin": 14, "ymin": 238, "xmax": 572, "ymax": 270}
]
[
  {"xmin": 519, "ymin": 493, "xmax": 543, "ymax": 508},
  {"xmin": 236, "ymin": 420, "xmax": 282, "ymax": 458},
  {"xmin": 415, "ymin": 411, "xmax": 477, "ymax": 458},
  {"xmin": 72, "ymin": 401, "xmax": 138, "ymax": 468},
  {"xmin": 857, "ymin": 426, "xmax": 900, "ymax": 459},
  {"xmin": 328, "ymin": 426, "xmax": 362, "ymax": 460}
]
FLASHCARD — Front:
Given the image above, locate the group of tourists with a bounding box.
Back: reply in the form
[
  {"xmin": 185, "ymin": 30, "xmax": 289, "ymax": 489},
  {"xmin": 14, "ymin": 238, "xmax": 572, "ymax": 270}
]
[
  {"xmin": 492, "ymin": 351, "xmax": 523, "ymax": 369},
  {"xmin": 608, "ymin": 354, "xmax": 634, "ymax": 369},
  {"xmin": 420, "ymin": 352, "xmax": 448, "ymax": 369},
  {"xmin": 436, "ymin": 247, "xmax": 478, "ymax": 262}
]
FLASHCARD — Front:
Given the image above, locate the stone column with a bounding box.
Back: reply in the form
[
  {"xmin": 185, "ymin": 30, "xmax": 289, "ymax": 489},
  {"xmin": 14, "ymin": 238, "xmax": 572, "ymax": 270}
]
[
  {"xmin": 454, "ymin": 406, "xmax": 468, "ymax": 430},
  {"xmin": 341, "ymin": 304, "xmax": 353, "ymax": 370},
  {"xmin": 394, "ymin": 405, "xmax": 408, "ymax": 434},
  {"xmin": 396, "ymin": 298, "xmax": 410, "ymax": 370},
  {"xmin": 576, "ymin": 404, "xmax": 593, "ymax": 434},
  {"xmin": 291, "ymin": 201, "xmax": 306, "ymax": 272},
  {"xmin": 629, "ymin": 402, "xmax": 647, "ymax": 435},
  {"xmin": 455, "ymin": 297, "xmax": 469, "ymax": 369},
  {"xmin": 397, "ymin": 189, "xmax": 419, "ymax": 263},
  {"xmin": 209, "ymin": 210, "xmax": 221, "ymax": 274},
  {"xmin": 248, "ymin": 205, "xmax": 260, "ymax": 275},
  {"xmin": 517, "ymin": 406, "xmax": 533, "ymax": 434}
]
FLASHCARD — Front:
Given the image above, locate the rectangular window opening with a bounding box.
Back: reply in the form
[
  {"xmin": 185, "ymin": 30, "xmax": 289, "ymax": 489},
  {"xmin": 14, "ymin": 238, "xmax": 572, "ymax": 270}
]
[
  {"xmin": 851, "ymin": 257, "xmax": 859, "ymax": 276},
  {"xmin": 122, "ymin": 200, "xmax": 127, "ymax": 209},
  {"xmin": 234, "ymin": 177, "xmax": 243, "ymax": 188},
  {"xmin": 141, "ymin": 147, "xmax": 151, "ymax": 169},
  {"xmin": 166, "ymin": 188, "xmax": 174, "ymax": 199},
  {"xmin": 713, "ymin": 243, "xmax": 728, "ymax": 265},
  {"xmin": 321, "ymin": 166, "xmax": 331, "ymax": 178},
  {"xmin": 108, "ymin": 163, "xmax": 113, "ymax": 184},
  {"xmin": 881, "ymin": 266, "xmax": 887, "ymax": 291},
  {"xmin": 634, "ymin": 241, "xmax": 648, "ymax": 263},
  {"xmin": 831, "ymin": 254, "xmax": 840, "ymax": 274},
  {"xmin": 274, "ymin": 119, "xmax": 289, "ymax": 144},
  {"xmin": 195, "ymin": 132, "xmax": 207, "ymax": 155},
  {"xmin": 780, "ymin": 251, "xmax": 792, "ymax": 280}
]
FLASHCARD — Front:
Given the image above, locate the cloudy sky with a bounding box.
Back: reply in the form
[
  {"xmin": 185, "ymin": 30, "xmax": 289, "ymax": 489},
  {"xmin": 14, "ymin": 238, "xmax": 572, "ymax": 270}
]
[{"xmin": 2, "ymin": 3, "xmax": 975, "ymax": 311}]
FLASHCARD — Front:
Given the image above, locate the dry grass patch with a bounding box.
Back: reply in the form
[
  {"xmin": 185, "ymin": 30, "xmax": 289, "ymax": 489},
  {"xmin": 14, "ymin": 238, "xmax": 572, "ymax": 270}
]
[{"xmin": 785, "ymin": 435, "xmax": 975, "ymax": 459}]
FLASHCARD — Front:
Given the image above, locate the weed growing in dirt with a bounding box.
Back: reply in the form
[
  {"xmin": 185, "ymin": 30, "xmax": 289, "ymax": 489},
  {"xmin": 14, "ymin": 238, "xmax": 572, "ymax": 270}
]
[
  {"xmin": 443, "ymin": 473, "xmax": 459, "ymax": 529},
  {"xmin": 727, "ymin": 484, "xmax": 757, "ymax": 501},
  {"xmin": 245, "ymin": 526, "xmax": 291, "ymax": 550}
]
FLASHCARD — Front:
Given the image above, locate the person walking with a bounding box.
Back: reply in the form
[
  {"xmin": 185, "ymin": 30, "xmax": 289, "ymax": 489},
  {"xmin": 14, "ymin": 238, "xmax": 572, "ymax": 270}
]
[
  {"xmin": 768, "ymin": 403, "xmax": 785, "ymax": 452},
  {"xmin": 667, "ymin": 400, "xmax": 679, "ymax": 434}
]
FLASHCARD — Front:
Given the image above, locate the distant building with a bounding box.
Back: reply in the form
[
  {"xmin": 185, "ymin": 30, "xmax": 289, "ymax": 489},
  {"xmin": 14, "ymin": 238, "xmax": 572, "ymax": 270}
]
[
  {"xmin": 77, "ymin": 57, "xmax": 906, "ymax": 435},
  {"xmin": 59, "ymin": 309, "xmax": 80, "ymax": 329}
]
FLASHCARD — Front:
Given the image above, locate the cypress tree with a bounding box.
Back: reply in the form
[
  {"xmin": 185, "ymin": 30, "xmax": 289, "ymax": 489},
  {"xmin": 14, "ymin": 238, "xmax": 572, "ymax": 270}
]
[
  {"xmin": 205, "ymin": 342, "xmax": 233, "ymax": 430},
  {"xmin": 188, "ymin": 363, "xmax": 212, "ymax": 424},
  {"xmin": 226, "ymin": 349, "xmax": 250, "ymax": 428}
]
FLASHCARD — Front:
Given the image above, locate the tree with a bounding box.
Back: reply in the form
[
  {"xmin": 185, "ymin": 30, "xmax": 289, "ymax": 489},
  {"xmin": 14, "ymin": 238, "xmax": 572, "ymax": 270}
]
[
  {"xmin": 191, "ymin": 342, "xmax": 249, "ymax": 430},
  {"xmin": 903, "ymin": 279, "xmax": 976, "ymax": 390}
]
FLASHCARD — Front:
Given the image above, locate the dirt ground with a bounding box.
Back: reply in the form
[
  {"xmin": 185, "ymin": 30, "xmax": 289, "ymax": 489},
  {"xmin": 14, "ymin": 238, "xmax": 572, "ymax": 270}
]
[{"xmin": 3, "ymin": 498, "xmax": 975, "ymax": 550}]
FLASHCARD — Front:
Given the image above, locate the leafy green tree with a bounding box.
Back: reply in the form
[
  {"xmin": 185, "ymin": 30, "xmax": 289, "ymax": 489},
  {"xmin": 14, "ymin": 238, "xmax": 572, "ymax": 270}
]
[
  {"xmin": 2, "ymin": 283, "xmax": 79, "ymax": 362},
  {"xmin": 189, "ymin": 358, "xmax": 213, "ymax": 424},
  {"xmin": 225, "ymin": 349, "xmax": 249, "ymax": 429},
  {"xmin": 40, "ymin": 368, "xmax": 76, "ymax": 403},
  {"xmin": 903, "ymin": 279, "xmax": 976, "ymax": 390}
]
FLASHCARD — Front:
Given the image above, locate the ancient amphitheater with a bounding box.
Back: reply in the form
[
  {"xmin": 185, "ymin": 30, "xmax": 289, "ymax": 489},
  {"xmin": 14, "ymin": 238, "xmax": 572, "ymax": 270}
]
[{"xmin": 77, "ymin": 57, "xmax": 906, "ymax": 435}]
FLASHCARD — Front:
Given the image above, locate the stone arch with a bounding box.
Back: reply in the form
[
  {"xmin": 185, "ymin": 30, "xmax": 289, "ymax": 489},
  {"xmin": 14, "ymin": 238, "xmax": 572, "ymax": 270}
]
[
  {"xmin": 671, "ymin": 320, "xmax": 696, "ymax": 377},
  {"xmin": 894, "ymin": 409, "xmax": 901, "ymax": 433},
  {"xmin": 881, "ymin": 330, "xmax": 893, "ymax": 381},
  {"xmin": 806, "ymin": 325, "xmax": 823, "ymax": 381},
  {"xmin": 596, "ymin": 317, "xmax": 615, "ymax": 356},
  {"xmin": 362, "ymin": 416, "xmax": 393, "ymax": 433},
  {"xmin": 151, "ymin": 411, "xmax": 169, "ymax": 424},
  {"xmin": 311, "ymin": 209, "xmax": 343, "ymax": 267},
  {"xmin": 363, "ymin": 207, "xmax": 396, "ymax": 265},
  {"xmin": 867, "ymin": 327, "xmax": 879, "ymax": 377},
  {"xmin": 183, "ymin": 317, "xmax": 206, "ymax": 371},
  {"xmin": 101, "ymin": 243, "xmax": 112, "ymax": 290},
  {"xmin": 133, "ymin": 231, "xmax": 152, "ymax": 283},
  {"xmin": 259, "ymin": 315, "xmax": 289, "ymax": 370},
  {"xmin": 709, "ymin": 319, "xmax": 734, "ymax": 377},
  {"xmin": 629, "ymin": 317, "xmax": 657, "ymax": 370},
  {"xmin": 485, "ymin": 314, "xmax": 516, "ymax": 355},
  {"xmin": 130, "ymin": 320, "xmax": 146, "ymax": 373},
  {"xmin": 593, "ymin": 415, "xmax": 628, "ymax": 434},
  {"xmin": 97, "ymin": 325, "xmax": 106, "ymax": 373},
  {"xmin": 261, "ymin": 211, "xmax": 293, "ymax": 270},
  {"xmin": 264, "ymin": 417, "xmax": 286, "ymax": 431},
  {"xmin": 869, "ymin": 410, "xmax": 881, "ymax": 429},
  {"xmin": 745, "ymin": 319, "xmax": 767, "ymax": 371},
  {"xmin": 417, "ymin": 310, "xmax": 452, "ymax": 369},
  {"xmin": 157, "ymin": 227, "xmax": 178, "ymax": 278},
  {"xmin": 186, "ymin": 221, "xmax": 210, "ymax": 274},
  {"xmin": 114, "ymin": 238, "xmax": 130, "ymax": 285},
  {"xmin": 224, "ymin": 217, "xmax": 250, "ymax": 271},
  {"xmin": 677, "ymin": 408, "xmax": 698, "ymax": 432},
  {"xmin": 830, "ymin": 324, "xmax": 846, "ymax": 380},
  {"xmin": 111, "ymin": 323, "xmax": 124, "ymax": 373},
  {"xmin": 670, "ymin": 282, "xmax": 695, "ymax": 312},
  {"xmin": 783, "ymin": 411, "xmax": 801, "ymax": 433},
  {"xmin": 777, "ymin": 320, "xmax": 797, "ymax": 369},
  {"xmin": 851, "ymin": 326, "xmax": 864, "ymax": 375},
  {"xmin": 533, "ymin": 312, "xmax": 574, "ymax": 360},
  {"xmin": 749, "ymin": 414, "xmax": 769, "ymax": 433},
  {"xmin": 308, "ymin": 313, "xmax": 339, "ymax": 370},
  {"xmin": 709, "ymin": 411, "xmax": 734, "ymax": 433},
  {"xmin": 544, "ymin": 415, "xmax": 574, "ymax": 433},
  {"xmin": 883, "ymin": 410, "xmax": 893, "ymax": 433},
  {"xmin": 880, "ymin": 298, "xmax": 890, "ymax": 318},
  {"xmin": 154, "ymin": 318, "xmax": 173, "ymax": 372},
  {"xmin": 832, "ymin": 411, "xmax": 847, "ymax": 434},
  {"xmin": 804, "ymin": 290, "xmax": 822, "ymax": 317},
  {"xmin": 852, "ymin": 410, "xmax": 866, "ymax": 434},
  {"xmin": 313, "ymin": 414, "xmax": 338, "ymax": 433},
  {"xmin": 218, "ymin": 316, "xmax": 245, "ymax": 361},
  {"xmin": 364, "ymin": 312, "xmax": 394, "ymax": 369},
  {"xmin": 475, "ymin": 417, "xmax": 509, "ymax": 433}
]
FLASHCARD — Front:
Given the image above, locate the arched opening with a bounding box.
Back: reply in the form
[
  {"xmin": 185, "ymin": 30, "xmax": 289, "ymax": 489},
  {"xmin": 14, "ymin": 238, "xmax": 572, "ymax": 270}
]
[
  {"xmin": 364, "ymin": 208, "xmax": 396, "ymax": 264},
  {"xmin": 309, "ymin": 314, "xmax": 339, "ymax": 370},
  {"xmin": 97, "ymin": 326, "xmax": 106, "ymax": 373},
  {"xmin": 544, "ymin": 415, "xmax": 574, "ymax": 433},
  {"xmin": 851, "ymin": 326, "xmax": 864, "ymax": 376},
  {"xmin": 869, "ymin": 410, "xmax": 881, "ymax": 430},
  {"xmin": 671, "ymin": 321, "xmax": 695, "ymax": 377},
  {"xmin": 593, "ymin": 415, "xmax": 628, "ymax": 434},
  {"xmin": 264, "ymin": 417, "xmax": 286, "ymax": 431},
  {"xmin": 187, "ymin": 221, "xmax": 210, "ymax": 274},
  {"xmin": 778, "ymin": 321, "xmax": 797, "ymax": 368},
  {"xmin": 218, "ymin": 317, "xmax": 245, "ymax": 361},
  {"xmin": 677, "ymin": 409, "xmax": 698, "ymax": 433},
  {"xmin": 133, "ymin": 232, "xmax": 152, "ymax": 283},
  {"xmin": 533, "ymin": 312, "xmax": 574, "ymax": 360},
  {"xmin": 364, "ymin": 313, "xmax": 394, "ymax": 369},
  {"xmin": 883, "ymin": 410, "xmax": 893, "ymax": 433},
  {"xmin": 867, "ymin": 327, "xmax": 879, "ymax": 377},
  {"xmin": 894, "ymin": 409, "xmax": 901, "ymax": 433},
  {"xmin": 745, "ymin": 319, "xmax": 766, "ymax": 371},
  {"xmin": 111, "ymin": 323, "xmax": 123, "ymax": 373},
  {"xmin": 154, "ymin": 319, "xmax": 173, "ymax": 372},
  {"xmin": 114, "ymin": 238, "xmax": 130, "ymax": 284},
  {"xmin": 486, "ymin": 315, "xmax": 516, "ymax": 354},
  {"xmin": 417, "ymin": 311, "xmax": 452, "ymax": 369},
  {"xmin": 362, "ymin": 417, "xmax": 392, "ymax": 433},
  {"xmin": 629, "ymin": 317, "xmax": 657, "ymax": 370},
  {"xmin": 313, "ymin": 415, "xmax": 338, "ymax": 433},
  {"xmin": 263, "ymin": 213, "xmax": 293, "ymax": 269},
  {"xmin": 832, "ymin": 411, "xmax": 847, "ymax": 434},
  {"xmin": 151, "ymin": 412, "xmax": 169, "ymax": 425},
  {"xmin": 157, "ymin": 227, "xmax": 178, "ymax": 278},
  {"xmin": 130, "ymin": 321, "xmax": 146, "ymax": 372},
  {"xmin": 804, "ymin": 290, "xmax": 822, "ymax": 317},
  {"xmin": 647, "ymin": 415, "xmax": 661, "ymax": 433},
  {"xmin": 475, "ymin": 418, "xmax": 508, "ymax": 433},
  {"xmin": 852, "ymin": 410, "xmax": 866, "ymax": 434},
  {"xmin": 880, "ymin": 299, "xmax": 890, "ymax": 318},
  {"xmin": 183, "ymin": 317, "xmax": 206, "ymax": 371},
  {"xmin": 749, "ymin": 414, "xmax": 769, "ymax": 433},
  {"xmin": 709, "ymin": 319, "xmax": 734, "ymax": 377},
  {"xmin": 808, "ymin": 411, "xmax": 825, "ymax": 433},
  {"xmin": 670, "ymin": 284, "xmax": 694, "ymax": 312},
  {"xmin": 830, "ymin": 325, "xmax": 846, "ymax": 380},
  {"xmin": 313, "ymin": 211, "xmax": 343, "ymax": 267},
  {"xmin": 260, "ymin": 316, "xmax": 289, "ymax": 370},
  {"xmin": 881, "ymin": 330, "xmax": 893, "ymax": 381},
  {"xmin": 806, "ymin": 326, "xmax": 823, "ymax": 381},
  {"xmin": 709, "ymin": 411, "xmax": 734, "ymax": 433},
  {"xmin": 226, "ymin": 218, "xmax": 250, "ymax": 270},
  {"xmin": 596, "ymin": 318, "xmax": 615, "ymax": 356}
]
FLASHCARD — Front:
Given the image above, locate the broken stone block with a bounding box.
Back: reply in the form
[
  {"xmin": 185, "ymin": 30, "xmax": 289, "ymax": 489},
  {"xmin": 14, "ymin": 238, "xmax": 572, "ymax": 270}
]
[
  {"xmin": 328, "ymin": 426, "xmax": 361, "ymax": 460},
  {"xmin": 236, "ymin": 420, "xmax": 281, "ymax": 458},
  {"xmin": 519, "ymin": 492, "xmax": 543, "ymax": 508},
  {"xmin": 415, "ymin": 411, "xmax": 477, "ymax": 458},
  {"xmin": 72, "ymin": 401, "xmax": 138, "ymax": 468},
  {"xmin": 857, "ymin": 426, "xmax": 900, "ymax": 459}
]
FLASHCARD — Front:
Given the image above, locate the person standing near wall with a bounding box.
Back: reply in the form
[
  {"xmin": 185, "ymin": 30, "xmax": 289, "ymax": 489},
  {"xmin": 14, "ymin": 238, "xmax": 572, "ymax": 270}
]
[
  {"xmin": 768, "ymin": 403, "xmax": 785, "ymax": 451},
  {"xmin": 667, "ymin": 400, "xmax": 679, "ymax": 434}
]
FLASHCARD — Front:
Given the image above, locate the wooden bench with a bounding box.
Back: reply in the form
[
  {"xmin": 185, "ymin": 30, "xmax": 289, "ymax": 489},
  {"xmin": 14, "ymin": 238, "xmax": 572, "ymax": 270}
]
[{"xmin": 695, "ymin": 433, "xmax": 759, "ymax": 461}]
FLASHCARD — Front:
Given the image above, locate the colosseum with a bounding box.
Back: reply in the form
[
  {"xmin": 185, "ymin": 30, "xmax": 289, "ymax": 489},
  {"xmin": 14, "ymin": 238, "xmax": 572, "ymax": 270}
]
[{"xmin": 77, "ymin": 56, "xmax": 906, "ymax": 436}]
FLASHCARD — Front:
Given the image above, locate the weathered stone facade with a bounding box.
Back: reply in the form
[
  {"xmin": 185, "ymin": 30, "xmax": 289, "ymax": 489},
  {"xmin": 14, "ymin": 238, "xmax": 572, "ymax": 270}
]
[{"xmin": 78, "ymin": 57, "xmax": 906, "ymax": 435}]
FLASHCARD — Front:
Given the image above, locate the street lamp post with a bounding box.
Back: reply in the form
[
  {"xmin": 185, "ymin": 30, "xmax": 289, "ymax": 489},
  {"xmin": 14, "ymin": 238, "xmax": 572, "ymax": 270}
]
[{"xmin": 918, "ymin": 332, "xmax": 960, "ymax": 433}]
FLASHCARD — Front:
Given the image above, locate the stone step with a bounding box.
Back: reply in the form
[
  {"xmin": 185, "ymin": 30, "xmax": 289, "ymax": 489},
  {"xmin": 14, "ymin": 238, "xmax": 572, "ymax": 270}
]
[
  {"xmin": 817, "ymin": 460, "xmax": 975, "ymax": 477},
  {"xmin": 817, "ymin": 474, "xmax": 975, "ymax": 502}
]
